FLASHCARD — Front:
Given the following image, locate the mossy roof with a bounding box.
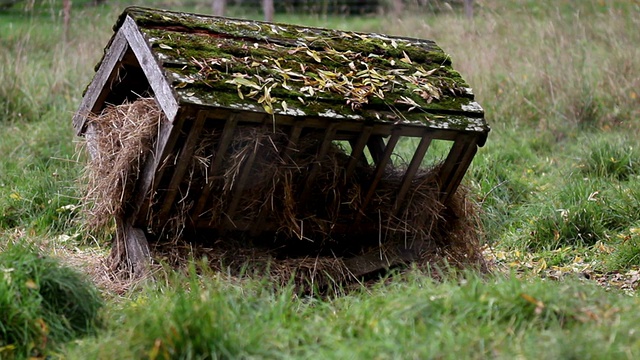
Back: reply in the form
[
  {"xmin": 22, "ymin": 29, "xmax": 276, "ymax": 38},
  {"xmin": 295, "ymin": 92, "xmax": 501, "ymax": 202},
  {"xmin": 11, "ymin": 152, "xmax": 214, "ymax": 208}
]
[{"xmin": 114, "ymin": 7, "xmax": 488, "ymax": 134}]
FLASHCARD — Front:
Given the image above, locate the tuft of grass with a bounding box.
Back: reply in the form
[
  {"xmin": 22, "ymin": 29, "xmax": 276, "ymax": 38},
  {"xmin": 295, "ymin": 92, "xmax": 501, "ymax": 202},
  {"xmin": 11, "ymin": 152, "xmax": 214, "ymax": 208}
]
[
  {"xmin": 0, "ymin": 241, "xmax": 103, "ymax": 359},
  {"xmin": 579, "ymin": 136, "xmax": 640, "ymax": 181}
]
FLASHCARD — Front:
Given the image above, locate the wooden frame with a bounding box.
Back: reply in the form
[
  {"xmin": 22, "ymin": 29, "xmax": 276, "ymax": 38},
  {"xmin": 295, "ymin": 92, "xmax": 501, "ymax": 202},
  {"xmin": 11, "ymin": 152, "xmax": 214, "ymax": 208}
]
[{"xmin": 75, "ymin": 7, "xmax": 489, "ymax": 274}]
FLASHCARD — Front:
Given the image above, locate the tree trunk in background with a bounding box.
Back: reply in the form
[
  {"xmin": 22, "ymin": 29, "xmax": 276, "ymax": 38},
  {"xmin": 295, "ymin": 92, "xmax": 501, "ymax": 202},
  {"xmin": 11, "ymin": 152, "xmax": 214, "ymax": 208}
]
[
  {"xmin": 63, "ymin": 0, "xmax": 71, "ymax": 42},
  {"xmin": 392, "ymin": 0, "xmax": 403, "ymax": 17},
  {"xmin": 263, "ymin": 0, "xmax": 274, "ymax": 22},
  {"xmin": 212, "ymin": 0, "xmax": 226, "ymax": 16},
  {"xmin": 464, "ymin": 0, "xmax": 474, "ymax": 19}
]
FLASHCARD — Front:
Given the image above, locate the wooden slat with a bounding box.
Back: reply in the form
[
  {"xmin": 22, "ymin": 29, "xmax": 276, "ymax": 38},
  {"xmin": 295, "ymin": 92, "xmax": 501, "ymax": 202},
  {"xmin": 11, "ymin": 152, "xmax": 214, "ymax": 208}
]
[
  {"xmin": 345, "ymin": 125, "xmax": 373, "ymax": 179},
  {"xmin": 436, "ymin": 135, "xmax": 473, "ymax": 203},
  {"xmin": 440, "ymin": 136, "xmax": 479, "ymax": 203},
  {"xmin": 249, "ymin": 122, "xmax": 304, "ymax": 236},
  {"xmin": 73, "ymin": 30, "xmax": 128, "ymax": 134},
  {"xmin": 186, "ymin": 105, "xmax": 466, "ymax": 141},
  {"xmin": 392, "ymin": 134, "xmax": 433, "ymax": 216},
  {"xmin": 191, "ymin": 114, "xmax": 238, "ymax": 220},
  {"xmin": 282, "ymin": 121, "xmax": 304, "ymax": 159},
  {"xmin": 122, "ymin": 16, "xmax": 179, "ymax": 122},
  {"xmin": 131, "ymin": 111, "xmax": 188, "ymax": 227},
  {"xmin": 224, "ymin": 140, "xmax": 261, "ymax": 226},
  {"xmin": 298, "ymin": 123, "xmax": 339, "ymax": 203},
  {"xmin": 155, "ymin": 111, "xmax": 208, "ymax": 224},
  {"xmin": 367, "ymin": 135, "xmax": 386, "ymax": 165},
  {"xmin": 355, "ymin": 130, "xmax": 401, "ymax": 224}
]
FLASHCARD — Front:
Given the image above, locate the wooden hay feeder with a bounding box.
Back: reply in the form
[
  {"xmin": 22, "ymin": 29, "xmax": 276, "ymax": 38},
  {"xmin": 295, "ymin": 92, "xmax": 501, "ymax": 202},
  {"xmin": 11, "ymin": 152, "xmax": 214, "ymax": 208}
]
[{"xmin": 74, "ymin": 7, "xmax": 489, "ymax": 275}]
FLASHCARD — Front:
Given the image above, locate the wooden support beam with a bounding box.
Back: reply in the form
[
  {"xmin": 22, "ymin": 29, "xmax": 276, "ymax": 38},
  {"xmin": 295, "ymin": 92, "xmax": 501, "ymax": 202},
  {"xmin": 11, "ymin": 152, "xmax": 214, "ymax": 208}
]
[
  {"xmin": 191, "ymin": 114, "xmax": 238, "ymax": 221},
  {"xmin": 131, "ymin": 112, "xmax": 187, "ymax": 228},
  {"xmin": 367, "ymin": 135, "xmax": 386, "ymax": 165},
  {"xmin": 121, "ymin": 16, "xmax": 179, "ymax": 122},
  {"xmin": 345, "ymin": 125, "xmax": 373, "ymax": 179},
  {"xmin": 224, "ymin": 138, "xmax": 261, "ymax": 226},
  {"xmin": 156, "ymin": 111, "xmax": 207, "ymax": 224},
  {"xmin": 355, "ymin": 130, "xmax": 401, "ymax": 225},
  {"xmin": 298, "ymin": 123, "xmax": 338, "ymax": 203},
  {"xmin": 113, "ymin": 217, "xmax": 151, "ymax": 276},
  {"xmin": 392, "ymin": 134, "xmax": 433, "ymax": 216},
  {"xmin": 249, "ymin": 121, "xmax": 304, "ymax": 236},
  {"xmin": 440, "ymin": 136, "xmax": 479, "ymax": 203}
]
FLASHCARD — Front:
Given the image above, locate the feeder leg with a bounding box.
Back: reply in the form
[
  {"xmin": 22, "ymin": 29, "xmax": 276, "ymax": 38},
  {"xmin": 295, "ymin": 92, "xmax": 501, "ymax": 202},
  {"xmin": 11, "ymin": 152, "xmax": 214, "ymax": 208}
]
[{"xmin": 113, "ymin": 218, "xmax": 151, "ymax": 276}]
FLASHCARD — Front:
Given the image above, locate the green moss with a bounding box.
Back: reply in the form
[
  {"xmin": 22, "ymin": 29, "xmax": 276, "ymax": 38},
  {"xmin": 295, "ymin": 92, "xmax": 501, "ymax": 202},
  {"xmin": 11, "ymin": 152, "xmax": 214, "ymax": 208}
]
[{"xmin": 119, "ymin": 7, "xmax": 485, "ymax": 130}]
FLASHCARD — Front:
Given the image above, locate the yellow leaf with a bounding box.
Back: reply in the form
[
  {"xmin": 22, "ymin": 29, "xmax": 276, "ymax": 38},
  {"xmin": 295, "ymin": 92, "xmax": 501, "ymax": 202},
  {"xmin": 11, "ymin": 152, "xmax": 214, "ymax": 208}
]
[
  {"xmin": 401, "ymin": 51, "xmax": 412, "ymax": 64},
  {"xmin": 263, "ymin": 104, "xmax": 273, "ymax": 114},
  {"xmin": 9, "ymin": 193, "xmax": 21, "ymax": 200},
  {"xmin": 306, "ymin": 50, "xmax": 322, "ymax": 63},
  {"xmin": 520, "ymin": 293, "xmax": 544, "ymax": 308},
  {"xmin": 25, "ymin": 279, "xmax": 38, "ymax": 290},
  {"xmin": 149, "ymin": 338, "xmax": 162, "ymax": 360}
]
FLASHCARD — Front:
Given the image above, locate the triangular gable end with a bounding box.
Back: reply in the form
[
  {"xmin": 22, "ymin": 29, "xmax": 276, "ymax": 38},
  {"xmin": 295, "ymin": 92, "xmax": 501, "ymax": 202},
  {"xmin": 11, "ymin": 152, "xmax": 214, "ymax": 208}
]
[{"xmin": 72, "ymin": 15, "xmax": 178, "ymax": 136}]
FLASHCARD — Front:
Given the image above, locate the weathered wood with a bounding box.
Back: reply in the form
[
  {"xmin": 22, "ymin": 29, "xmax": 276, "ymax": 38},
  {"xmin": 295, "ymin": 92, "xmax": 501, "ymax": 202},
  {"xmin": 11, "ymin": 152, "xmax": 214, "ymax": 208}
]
[
  {"xmin": 224, "ymin": 136, "xmax": 261, "ymax": 225},
  {"xmin": 121, "ymin": 16, "xmax": 179, "ymax": 122},
  {"xmin": 393, "ymin": 134, "xmax": 433, "ymax": 215},
  {"xmin": 345, "ymin": 125, "xmax": 373, "ymax": 179},
  {"xmin": 440, "ymin": 136, "xmax": 479, "ymax": 203},
  {"xmin": 191, "ymin": 114, "xmax": 238, "ymax": 221},
  {"xmin": 77, "ymin": 7, "xmax": 489, "ymax": 269},
  {"xmin": 115, "ymin": 217, "xmax": 151, "ymax": 275},
  {"xmin": 355, "ymin": 130, "xmax": 401, "ymax": 225},
  {"xmin": 132, "ymin": 110, "xmax": 188, "ymax": 227},
  {"xmin": 298, "ymin": 123, "xmax": 339, "ymax": 203},
  {"xmin": 156, "ymin": 111, "xmax": 207, "ymax": 224}
]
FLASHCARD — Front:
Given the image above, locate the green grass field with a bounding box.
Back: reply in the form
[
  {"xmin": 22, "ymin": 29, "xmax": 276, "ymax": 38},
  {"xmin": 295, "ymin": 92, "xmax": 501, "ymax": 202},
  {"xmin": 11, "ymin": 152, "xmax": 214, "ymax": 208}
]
[{"xmin": 1, "ymin": 0, "xmax": 639, "ymax": 358}]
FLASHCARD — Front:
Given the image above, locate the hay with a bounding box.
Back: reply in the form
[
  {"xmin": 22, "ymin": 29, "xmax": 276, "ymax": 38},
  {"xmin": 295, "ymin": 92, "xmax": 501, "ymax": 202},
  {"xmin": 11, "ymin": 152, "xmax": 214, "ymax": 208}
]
[
  {"xmin": 79, "ymin": 98, "xmax": 487, "ymax": 290},
  {"xmin": 79, "ymin": 98, "xmax": 163, "ymax": 235}
]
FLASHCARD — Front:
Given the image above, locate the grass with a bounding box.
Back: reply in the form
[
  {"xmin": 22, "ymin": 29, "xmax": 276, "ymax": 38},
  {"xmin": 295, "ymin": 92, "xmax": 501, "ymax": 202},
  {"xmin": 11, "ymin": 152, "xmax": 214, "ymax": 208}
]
[
  {"xmin": 0, "ymin": 0, "xmax": 639, "ymax": 358},
  {"xmin": 0, "ymin": 242, "xmax": 103, "ymax": 359}
]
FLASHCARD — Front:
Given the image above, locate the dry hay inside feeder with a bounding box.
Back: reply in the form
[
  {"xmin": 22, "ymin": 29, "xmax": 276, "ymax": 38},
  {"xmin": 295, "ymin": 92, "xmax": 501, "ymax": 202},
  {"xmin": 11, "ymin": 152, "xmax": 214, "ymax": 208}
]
[
  {"xmin": 79, "ymin": 98, "xmax": 488, "ymax": 289},
  {"xmin": 79, "ymin": 98, "xmax": 162, "ymax": 235}
]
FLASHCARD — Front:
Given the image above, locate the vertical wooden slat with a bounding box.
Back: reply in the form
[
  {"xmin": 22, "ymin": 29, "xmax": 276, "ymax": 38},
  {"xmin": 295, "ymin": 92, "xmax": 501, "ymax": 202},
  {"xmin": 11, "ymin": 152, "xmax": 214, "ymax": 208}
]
[
  {"xmin": 156, "ymin": 111, "xmax": 208, "ymax": 224},
  {"xmin": 437, "ymin": 137, "xmax": 468, "ymax": 192},
  {"xmin": 282, "ymin": 121, "xmax": 304, "ymax": 159},
  {"xmin": 440, "ymin": 136, "xmax": 478, "ymax": 203},
  {"xmin": 392, "ymin": 134, "xmax": 433, "ymax": 216},
  {"xmin": 249, "ymin": 121, "xmax": 304, "ymax": 236},
  {"xmin": 355, "ymin": 130, "xmax": 401, "ymax": 224},
  {"xmin": 367, "ymin": 135, "xmax": 386, "ymax": 165},
  {"xmin": 298, "ymin": 123, "xmax": 338, "ymax": 203},
  {"xmin": 191, "ymin": 114, "xmax": 238, "ymax": 220},
  {"xmin": 345, "ymin": 125, "xmax": 373, "ymax": 179},
  {"xmin": 224, "ymin": 139, "xmax": 261, "ymax": 226},
  {"xmin": 121, "ymin": 16, "xmax": 179, "ymax": 122},
  {"xmin": 132, "ymin": 111, "xmax": 187, "ymax": 227}
]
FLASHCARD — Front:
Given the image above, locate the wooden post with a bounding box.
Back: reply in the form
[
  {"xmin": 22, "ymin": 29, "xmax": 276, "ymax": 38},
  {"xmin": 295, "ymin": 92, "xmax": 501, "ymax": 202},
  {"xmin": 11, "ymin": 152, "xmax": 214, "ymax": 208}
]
[
  {"xmin": 263, "ymin": 0, "xmax": 274, "ymax": 22},
  {"xmin": 464, "ymin": 0, "xmax": 474, "ymax": 19},
  {"xmin": 63, "ymin": 0, "xmax": 71, "ymax": 42},
  {"xmin": 392, "ymin": 0, "xmax": 403, "ymax": 18},
  {"xmin": 212, "ymin": 0, "xmax": 226, "ymax": 16}
]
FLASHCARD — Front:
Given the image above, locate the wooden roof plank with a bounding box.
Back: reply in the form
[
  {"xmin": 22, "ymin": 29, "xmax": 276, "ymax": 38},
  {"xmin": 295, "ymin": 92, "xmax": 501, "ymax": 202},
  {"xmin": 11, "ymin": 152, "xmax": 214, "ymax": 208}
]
[
  {"xmin": 121, "ymin": 16, "xmax": 179, "ymax": 122},
  {"xmin": 107, "ymin": 7, "xmax": 487, "ymax": 138}
]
